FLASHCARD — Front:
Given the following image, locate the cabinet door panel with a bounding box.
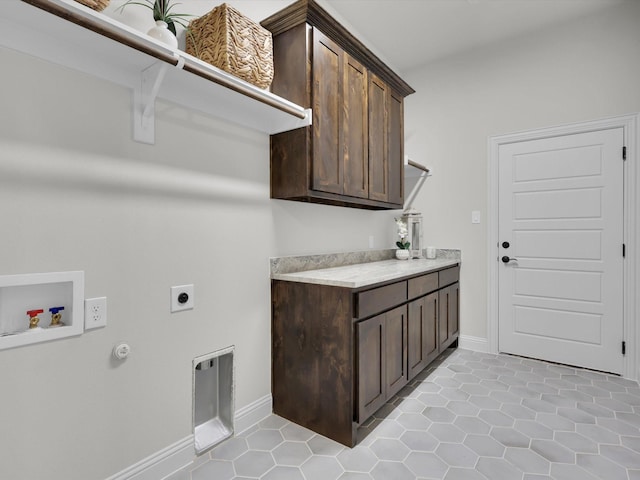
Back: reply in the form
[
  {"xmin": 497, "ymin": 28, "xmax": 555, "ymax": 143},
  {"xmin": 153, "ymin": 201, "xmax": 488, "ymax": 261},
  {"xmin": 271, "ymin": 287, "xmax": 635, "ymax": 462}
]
[
  {"xmin": 448, "ymin": 283, "xmax": 460, "ymax": 340},
  {"xmin": 368, "ymin": 73, "xmax": 388, "ymax": 201},
  {"xmin": 408, "ymin": 293, "xmax": 438, "ymax": 380},
  {"xmin": 425, "ymin": 293, "xmax": 439, "ymax": 361},
  {"xmin": 439, "ymin": 283, "xmax": 460, "ymax": 350},
  {"xmin": 312, "ymin": 29, "xmax": 343, "ymax": 194},
  {"xmin": 408, "ymin": 297, "xmax": 426, "ymax": 379},
  {"xmin": 388, "ymin": 90, "xmax": 404, "ymax": 205},
  {"xmin": 343, "ymin": 54, "xmax": 368, "ymax": 198},
  {"xmin": 385, "ymin": 305, "xmax": 408, "ymax": 398},
  {"xmin": 356, "ymin": 314, "xmax": 386, "ymax": 422},
  {"xmin": 439, "ymin": 287, "xmax": 448, "ymax": 348}
]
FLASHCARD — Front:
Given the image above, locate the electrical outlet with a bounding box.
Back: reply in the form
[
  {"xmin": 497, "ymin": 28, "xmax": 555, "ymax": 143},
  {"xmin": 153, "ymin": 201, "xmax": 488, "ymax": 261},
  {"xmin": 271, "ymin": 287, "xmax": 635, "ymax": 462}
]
[
  {"xmin": 85, "ymin": 297, "xmax": 107, "ymax": 330},
  {"xmin": 171, "ymin": 284, "xmax": 194, "ymax": 313}
]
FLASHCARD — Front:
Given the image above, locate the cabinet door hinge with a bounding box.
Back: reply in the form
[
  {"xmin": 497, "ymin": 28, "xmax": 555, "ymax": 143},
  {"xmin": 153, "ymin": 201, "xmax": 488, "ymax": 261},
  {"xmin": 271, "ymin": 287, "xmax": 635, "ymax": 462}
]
[
  {"xmin": 622, "ymin": 341, "xmax": 626, "ymax": 355},
  {"xmin": 623, "ymin": 146, "xmax": 627, "ymax": 160}
]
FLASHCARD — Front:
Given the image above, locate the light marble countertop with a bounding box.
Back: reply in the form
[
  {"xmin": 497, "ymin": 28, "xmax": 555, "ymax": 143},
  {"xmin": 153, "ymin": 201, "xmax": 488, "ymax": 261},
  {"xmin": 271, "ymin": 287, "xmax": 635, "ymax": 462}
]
[{"xmin": 271, "ymin": 257, "xmax": 460, "ymax": 289}]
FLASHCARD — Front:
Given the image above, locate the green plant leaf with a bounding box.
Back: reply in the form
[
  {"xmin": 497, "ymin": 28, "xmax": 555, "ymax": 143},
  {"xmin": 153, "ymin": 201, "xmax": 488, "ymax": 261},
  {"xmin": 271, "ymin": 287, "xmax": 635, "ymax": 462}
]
[
  {"xmin": 116, "ymin": 0, "xmax": 153, "ymax": 14},
  {"xmin": 117, "ymin": 0, "xmax": 192, "ymax": 30}
]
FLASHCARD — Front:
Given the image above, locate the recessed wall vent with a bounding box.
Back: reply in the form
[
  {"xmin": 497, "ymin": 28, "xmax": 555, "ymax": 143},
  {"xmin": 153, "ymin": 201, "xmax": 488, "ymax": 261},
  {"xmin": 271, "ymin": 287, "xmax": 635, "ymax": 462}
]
[{"xmin": 193, "ymin": 346, "xmax": 234, "ymax": 454}]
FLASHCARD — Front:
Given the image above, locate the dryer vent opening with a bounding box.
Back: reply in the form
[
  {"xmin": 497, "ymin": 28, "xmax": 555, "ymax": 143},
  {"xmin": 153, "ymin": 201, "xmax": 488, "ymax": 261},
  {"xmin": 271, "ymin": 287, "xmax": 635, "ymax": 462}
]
[{"xmin": 193, "ymin": 346, "xmax": 234, "ymax": 454}]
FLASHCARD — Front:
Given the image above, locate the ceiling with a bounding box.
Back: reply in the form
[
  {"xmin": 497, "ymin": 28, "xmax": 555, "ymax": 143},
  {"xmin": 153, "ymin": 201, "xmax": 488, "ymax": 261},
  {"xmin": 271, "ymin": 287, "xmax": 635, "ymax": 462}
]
[
  {"xmin": 116, "ymin": 0, "xmax": 630, "ymax": 74},
  {"xmin": 321, "ymin": 0, "xmax": 629, "ymax": 73}
]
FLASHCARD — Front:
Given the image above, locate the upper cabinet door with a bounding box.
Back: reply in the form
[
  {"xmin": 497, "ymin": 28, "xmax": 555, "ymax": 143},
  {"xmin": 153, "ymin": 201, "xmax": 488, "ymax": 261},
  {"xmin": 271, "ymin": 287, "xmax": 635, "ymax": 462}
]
[
  {"xmin": 312, "ymin": 30, "xmax": 343, "ymax": 195},
  {"xmin": 388, "ymin": 90, "xmax": 404, "ymax": 206},
  {"xmin": 368, "ymin": 73, "xmax": 389, "ymax": 202},
  {"xmin": 263, "ymin": 0, "xmax": 414, "ymax": 210},
  {"xmin": 343, "ymin": 54, "xmax": 369, "ymax": 199}
]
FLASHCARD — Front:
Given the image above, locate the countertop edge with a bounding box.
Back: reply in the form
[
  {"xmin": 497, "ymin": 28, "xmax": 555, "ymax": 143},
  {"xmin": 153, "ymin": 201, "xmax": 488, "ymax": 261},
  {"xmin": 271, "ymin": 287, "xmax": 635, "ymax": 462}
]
[{"xmin": 271, "ymin": 258, "xmax": 460, "ymax": 289}]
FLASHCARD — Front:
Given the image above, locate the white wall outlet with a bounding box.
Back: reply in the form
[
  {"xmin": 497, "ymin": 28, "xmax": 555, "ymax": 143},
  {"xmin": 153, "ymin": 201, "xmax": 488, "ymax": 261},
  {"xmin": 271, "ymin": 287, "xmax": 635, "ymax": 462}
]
[
  {"xmin": 369, "ymin": 235, "xmax": 375, "ymax": 249},
  {"xmin": 171, "ymin": 284, "xmax": 194, "ymax": 313},
  {"xmin": 85, "ymin": 297, "xmax": 107, "ymax": 330}
]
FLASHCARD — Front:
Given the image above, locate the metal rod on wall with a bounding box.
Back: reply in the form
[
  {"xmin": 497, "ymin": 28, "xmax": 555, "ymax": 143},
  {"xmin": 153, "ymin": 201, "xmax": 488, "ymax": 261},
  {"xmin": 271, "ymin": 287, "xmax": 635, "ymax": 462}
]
[{"xmin": 407, "ymin": 158, "xmax": 430, "ymax": 174}]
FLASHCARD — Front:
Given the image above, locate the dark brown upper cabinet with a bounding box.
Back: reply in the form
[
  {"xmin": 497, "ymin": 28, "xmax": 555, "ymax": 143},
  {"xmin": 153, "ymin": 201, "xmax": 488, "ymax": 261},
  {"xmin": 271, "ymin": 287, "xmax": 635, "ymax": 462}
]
[{"xmin": 262, "ymin": 0, "xmax": 415, "ymax": 210}]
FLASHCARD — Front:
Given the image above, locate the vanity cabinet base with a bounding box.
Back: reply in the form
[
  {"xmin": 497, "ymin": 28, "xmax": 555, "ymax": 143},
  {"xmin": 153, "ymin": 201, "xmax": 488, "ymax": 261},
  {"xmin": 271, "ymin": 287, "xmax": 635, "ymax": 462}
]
[
  {"xmin": 271, "ymin": 264, "xmax": 459, "ymax": 447},
  {"xmin": 271, "ymin": 281, "xmax": 356, "ymax": 446}
]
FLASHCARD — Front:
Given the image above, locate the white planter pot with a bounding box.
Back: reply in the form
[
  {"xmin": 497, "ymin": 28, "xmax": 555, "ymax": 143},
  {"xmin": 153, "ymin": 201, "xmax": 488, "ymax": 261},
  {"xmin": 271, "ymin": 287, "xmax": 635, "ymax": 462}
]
[
  {"xmin": 147, "ymin": 20, "xmax": 178, "ymax": 49},
  {"xmin": 395, "ymin": 249, "xmax": 410, "ymax": 260}
]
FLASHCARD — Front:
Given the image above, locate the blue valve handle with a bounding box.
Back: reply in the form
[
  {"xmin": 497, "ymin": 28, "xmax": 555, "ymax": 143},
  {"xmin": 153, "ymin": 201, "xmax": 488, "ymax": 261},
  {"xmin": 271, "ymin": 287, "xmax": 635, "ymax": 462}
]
[{"xmin": 49, "ymin": 306, "xmax": 65, "ymax": 314}]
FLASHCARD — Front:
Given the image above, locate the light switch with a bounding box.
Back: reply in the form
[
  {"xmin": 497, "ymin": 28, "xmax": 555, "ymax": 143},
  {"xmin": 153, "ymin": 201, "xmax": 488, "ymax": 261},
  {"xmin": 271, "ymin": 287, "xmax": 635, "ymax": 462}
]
[{"xmin": 472, "ymin": 211, "xmax": 481, "ymax": 224}]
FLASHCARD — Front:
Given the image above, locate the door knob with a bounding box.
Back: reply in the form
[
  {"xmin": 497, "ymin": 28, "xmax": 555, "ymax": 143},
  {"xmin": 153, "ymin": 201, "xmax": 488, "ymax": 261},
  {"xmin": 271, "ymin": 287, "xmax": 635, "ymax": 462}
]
[
  {"xmin": 501, "ymin": 256, "xmax": 518, "ymax": 263},
  {"xmin": 502, "ymin": 241, "xmax": 510, "ymax": 249}
]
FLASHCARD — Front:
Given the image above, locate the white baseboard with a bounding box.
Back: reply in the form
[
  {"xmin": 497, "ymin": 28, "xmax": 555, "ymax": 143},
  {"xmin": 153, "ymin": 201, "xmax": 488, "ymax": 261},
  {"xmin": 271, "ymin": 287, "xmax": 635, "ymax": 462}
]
[
  {"xmin": 234, "ymin": 394, "xmax": 273, "ymax": 435},
  {"xmin": 104, "ymin": 436, "xmax": 194, "ymax": 480},
  {"xmin": 105, "ymin": 394, "xmax": 273, "ymax": 480},
  {"xmin": 458, "ymin": 335, "xmax": 489, "ymax": 353}
]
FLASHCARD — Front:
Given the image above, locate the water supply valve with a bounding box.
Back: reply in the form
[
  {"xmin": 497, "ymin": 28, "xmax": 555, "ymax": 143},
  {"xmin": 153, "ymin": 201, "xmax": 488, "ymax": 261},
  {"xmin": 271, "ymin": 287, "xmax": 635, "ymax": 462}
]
[
  {"xmin": 26, "ymin": 309, "xmax": 44, "ymax": 329},
  {"xmin": 49, "ymin": 306, "xmax": 65, "ymax": 327}
]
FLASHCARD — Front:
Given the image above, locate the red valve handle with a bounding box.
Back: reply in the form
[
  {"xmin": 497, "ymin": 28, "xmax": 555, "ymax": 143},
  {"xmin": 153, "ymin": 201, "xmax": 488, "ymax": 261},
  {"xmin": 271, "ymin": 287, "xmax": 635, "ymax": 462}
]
[{"xmin": 27, "ymin": 309, "xmax": 44, "ymax": 317}]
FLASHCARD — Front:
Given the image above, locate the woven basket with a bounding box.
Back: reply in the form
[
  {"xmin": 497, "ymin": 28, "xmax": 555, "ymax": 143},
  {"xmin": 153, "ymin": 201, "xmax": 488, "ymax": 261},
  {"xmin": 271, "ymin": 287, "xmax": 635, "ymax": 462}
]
[
  {"xmin": 74, "ymin": 0, "xmax": 110, "ymax": 11},
  {"xmin": 186, "ymin": 3, "xmax": 274, "ymax": 89}
]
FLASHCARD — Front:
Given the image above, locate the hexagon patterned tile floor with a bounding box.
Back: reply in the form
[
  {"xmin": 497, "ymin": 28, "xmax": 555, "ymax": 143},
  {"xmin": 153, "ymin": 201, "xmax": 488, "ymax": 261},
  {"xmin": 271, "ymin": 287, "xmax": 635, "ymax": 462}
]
[{"xmin": 166, "ymin": 349, "xmax": 640, "ymax": 480}]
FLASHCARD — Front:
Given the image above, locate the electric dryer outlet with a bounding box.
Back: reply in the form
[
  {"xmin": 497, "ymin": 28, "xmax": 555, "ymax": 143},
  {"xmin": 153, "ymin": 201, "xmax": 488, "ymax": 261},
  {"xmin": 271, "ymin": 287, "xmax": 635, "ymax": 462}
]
[{"xmin": 171, "ymin": 284, "xmax": 194, "ymax": 312}]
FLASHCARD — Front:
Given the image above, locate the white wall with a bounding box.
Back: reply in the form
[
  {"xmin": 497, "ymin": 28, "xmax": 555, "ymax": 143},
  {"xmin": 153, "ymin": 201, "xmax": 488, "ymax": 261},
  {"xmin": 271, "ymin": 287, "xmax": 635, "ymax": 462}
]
[
  {"xmin": 404, "ymin": 1, "xmax": 640, "ymax": 341},
  {"xmin": 3, "ymin": 1, "xmax": 640, "ymax": 478},
  {"xmin": 0, "ymin": 18, "xmax": 397, "ymax": 480}
]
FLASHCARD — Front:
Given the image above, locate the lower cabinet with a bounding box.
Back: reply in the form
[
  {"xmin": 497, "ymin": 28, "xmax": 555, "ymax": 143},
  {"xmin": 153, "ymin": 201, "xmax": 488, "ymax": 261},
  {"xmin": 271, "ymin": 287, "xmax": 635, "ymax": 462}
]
[
  {"xmin": 439, "ymin": 282, "xmax": 460, "ymax": 351},
  {"xmin": 407, "ymin": 291, "xmax": 439, "ymax": 380},
  {"xmin": 356, "ymin": 305, "xmax": 408, "ymax": 423},
  {"xmin": 272, "ymin": 263, "xmax": 460, "ymax": 447},
  {"xmin": 385, "ymin": 305, "xmax": 409, "ymax": 399},
  {"xmin": 356, "ymin": 313, "xmax": 385, "ymax": 422}
]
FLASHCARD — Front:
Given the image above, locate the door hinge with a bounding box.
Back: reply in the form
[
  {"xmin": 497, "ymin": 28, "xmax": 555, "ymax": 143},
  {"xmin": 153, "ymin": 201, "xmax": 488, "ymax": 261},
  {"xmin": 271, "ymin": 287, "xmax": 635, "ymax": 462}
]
[
  {"xmin": 622, "ymin": 341, "xmax": 626, "ymax": 355},
  {"xmin": 623, "ymin": 243, "xmax": 626, "ymax": 258},
  {"xmin": 623, "ymin": 146, "xmax": 627, "ymax": 160}
]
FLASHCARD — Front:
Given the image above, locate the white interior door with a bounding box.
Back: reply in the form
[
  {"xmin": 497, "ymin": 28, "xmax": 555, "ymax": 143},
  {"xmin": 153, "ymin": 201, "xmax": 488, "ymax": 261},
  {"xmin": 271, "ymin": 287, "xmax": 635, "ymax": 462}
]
[{"xmin": 498, "ymin": 128, "xmax": 624, "ymax": 374}]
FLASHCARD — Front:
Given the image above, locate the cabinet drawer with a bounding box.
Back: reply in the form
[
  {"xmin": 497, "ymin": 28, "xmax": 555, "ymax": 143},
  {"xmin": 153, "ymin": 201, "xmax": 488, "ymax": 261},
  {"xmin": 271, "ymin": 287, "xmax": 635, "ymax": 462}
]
[
  {"xmin": 356, "ymin": 281, "xmax": 407, "ymax": 319},
  {"xmin": 408, "ymin": 272, "xmax": 438, "ymax": 300},
  {"xmin": 439, "ymin": 266, "xmax": 460, "ymax": 288}
]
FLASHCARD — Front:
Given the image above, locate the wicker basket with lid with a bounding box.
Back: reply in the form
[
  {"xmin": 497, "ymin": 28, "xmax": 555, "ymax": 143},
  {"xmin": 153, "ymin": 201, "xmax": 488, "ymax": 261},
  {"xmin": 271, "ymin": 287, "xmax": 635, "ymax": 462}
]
[
  {"xmin": 186, "ymin": 3, "xmax": 274, "ymax": 89},
  {"xmin": 74, "ymin": 0, "xmax": 110, "ymax": 11}
]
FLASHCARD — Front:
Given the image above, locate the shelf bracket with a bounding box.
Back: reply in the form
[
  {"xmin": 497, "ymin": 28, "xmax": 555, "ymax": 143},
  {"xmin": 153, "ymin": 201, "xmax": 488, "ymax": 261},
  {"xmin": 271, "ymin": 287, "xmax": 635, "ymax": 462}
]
[{"xmin": 133, "ymin": 57, "xmax": 184, "ymax": 144}]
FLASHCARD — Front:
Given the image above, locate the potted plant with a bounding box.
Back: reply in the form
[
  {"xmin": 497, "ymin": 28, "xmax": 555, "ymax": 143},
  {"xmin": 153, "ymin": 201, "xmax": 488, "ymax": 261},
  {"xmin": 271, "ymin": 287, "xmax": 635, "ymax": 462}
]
[
  {"xmin": 118, "ymin": 0, "xmax": 192, "ymax": 47},
  {"xmin": 394, "ymin": 218, "xmax": 410, "ymax": 260}
]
